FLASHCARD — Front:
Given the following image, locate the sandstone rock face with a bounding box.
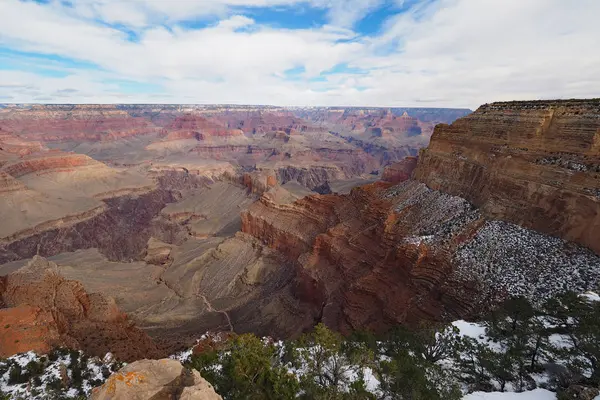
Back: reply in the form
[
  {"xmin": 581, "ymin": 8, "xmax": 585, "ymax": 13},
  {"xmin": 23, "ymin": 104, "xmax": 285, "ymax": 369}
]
[
  {"xmin": 208, "ymin": 109, "xmax": 316, "ymax": 135},
  {"xmin": 0, "ymin": 256, "xmax": 162, "ymax": 361},
  {"xmin": 242, "ymin": 170, "xmax": 277, "ymax": 194},
  {"xmin": 382, "ymin": 156, "xmax": 418, "ymax": 183},
  {"xmin": 414, "ymin": 100, "xmax": 600, "ymax": 254},
  {"xmin": 2, "ymin": 152, "xmax": 93, "ymax": 178},
  {"xmin": 161, "ymin": 113, "xmax": 243, "ymax": 138},
  {"xmin": 242, "ymin": 178, "xmax": 600, "ymax": 333},
  {"xmin": 143, "ymin": 237, "xmax": 173, "ymax": 266},
  {"xmin": 91, "ymin": 359, "xmax": 222, "ymax": 400},
  {"xmin": 0, "ymin": 305, "xmax": 61, "ymax": 358},
  {"xmin": 292, "ymin": 107, "xmax": 471, "ymax": 126},
  {"xmin": 0, "ymin": 104, "xmax": 470, "ymax": 359},
  {"xmin": 242, "ymin": 182, "xmax": 469, "ymax": 332},
  {"xmin": 0, "ymin": 149, "xmax": 158, "ymax": 260},
  {"xmin": 0, "ymin": 130, "xmax": 44, "ymax": 156}
]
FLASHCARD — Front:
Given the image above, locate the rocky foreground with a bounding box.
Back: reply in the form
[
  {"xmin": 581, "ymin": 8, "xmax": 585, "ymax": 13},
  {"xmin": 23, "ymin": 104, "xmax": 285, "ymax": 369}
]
[{"xmin": 90, "ymin": 359, "xmax": 222, "ymax": 400}]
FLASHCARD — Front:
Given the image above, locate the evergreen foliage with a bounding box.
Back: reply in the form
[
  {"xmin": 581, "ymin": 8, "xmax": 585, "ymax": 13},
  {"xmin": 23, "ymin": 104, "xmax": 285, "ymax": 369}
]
[
  {"xmin": 186, "ymin": 292, "xmax": 600, "ymax": 399},
  {"xmin": 0, "ymin": 291, "xmax": 598, "ymax": 399}
]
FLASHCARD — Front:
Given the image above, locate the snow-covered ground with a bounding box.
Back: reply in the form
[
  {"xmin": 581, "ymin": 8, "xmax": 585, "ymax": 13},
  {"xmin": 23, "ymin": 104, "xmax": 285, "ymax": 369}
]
[
  {"xmin": 0, "ymin": 349, "xmax": 121, "ymax": 399},
  {"xmin": 463, "ymin": 388, "xmax": 557, "ymax": 400},
  {"xmin": 2, "ymin": 294, "xmax": 599, "ymax": 399},
  {"xmin": 454, "ymin": 221, "xmax": 600, "ymax": 304}
]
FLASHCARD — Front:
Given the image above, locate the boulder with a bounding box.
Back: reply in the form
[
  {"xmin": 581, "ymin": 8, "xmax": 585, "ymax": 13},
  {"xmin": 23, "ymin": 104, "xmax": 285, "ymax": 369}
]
[
  {"xmin": 91, "ymin": 359, "xmax": 222, "ymax": 400},
  {"xmin": 559, "ymin": 385, "xmax": 600, "ymax": 400}
]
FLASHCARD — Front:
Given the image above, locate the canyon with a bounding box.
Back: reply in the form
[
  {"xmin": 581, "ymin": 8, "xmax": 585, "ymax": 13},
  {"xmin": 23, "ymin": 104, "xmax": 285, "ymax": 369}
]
[{"xmin": 0, "ymin": 101, "xmax": 599, "ymax": 367}]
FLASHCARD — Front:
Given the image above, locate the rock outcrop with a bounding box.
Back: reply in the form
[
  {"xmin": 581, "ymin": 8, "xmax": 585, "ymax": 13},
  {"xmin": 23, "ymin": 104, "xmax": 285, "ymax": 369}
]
[
  {"xmin": 91, "ymin": 359, "xmax": 222, "ymax": 400},
  {"xmin": 382, "ymin": 156, "xmax": 418, "ymax": 183},
  {"xmin": 0, "ymin": 256, "xmax": 162, "ymax": 361},
  {"xmin": 0, "ymin": 186, "xmax": 176, "ymax": 264},
  {"xmin": 0, "ymin": 305, "xmax": 61, "ymax": 358},
  {"xmin": 242, "ymin": 182, "xmax": 475, "ymax": 332},
  {"xmin": 161, "ymin": 113, "xmax": 243, "ymax": 138},
  {"xmin": 414, "ymin": 100, "xmax": 600, "ymax": 254},
  {"xmin": 0, "ymin": 104, "xmax": 475, "ymax": 360},
  {"xmin": 242, "ymin": 176, "xmax": 600, "ymax": 333}
]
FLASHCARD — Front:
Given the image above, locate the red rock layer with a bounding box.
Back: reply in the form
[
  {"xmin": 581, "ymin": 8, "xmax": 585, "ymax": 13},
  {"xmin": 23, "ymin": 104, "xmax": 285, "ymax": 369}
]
[
  {"xmin": 0, "ymin": 305, "xmax": 62, "ymax": 358},
  {"xmin": 0, "ymin": 128, "xmax": 44, "ymax": 156},
  {"xmin": 0, "ymin": 105, "xmax": 155, "ymax": 142},
  {"xmin": 241, "ymin": 182, "xmax": 477, "ymax": 333},
  {"xmin": 242, "ymin": 171, "xmax": 277, "ymax": 194},
  {"xmin": 2, "ymin": 153, "xmax": 94, "ymax": 178},
  {"xmin": 414, "ymin": 99, "xmax": 600, "ymax": 254},
  {"xmin": 382, "ymin": 157, "xmax": 418, "ymax": 183},
  {"xmin": 162, "ymin": 114, "xmax": 243, "ymax": 138},
  {"xmin": 209, "ymin": 110, "xmax": 318, "ymax": 135},
  {"xmin": 304, "ymin": 108, "xmax": 422, "ymax": 137},
  {"xmin": 241, "ymin": 193, "xmax": 344, "ymax": 260},
  {"xmin": 0, "ymin": 256, "xmax": 163, "ymax": 361},
  {"xmin": 191, "ymin": 145, "xmax": 274, "ymax": 161}
]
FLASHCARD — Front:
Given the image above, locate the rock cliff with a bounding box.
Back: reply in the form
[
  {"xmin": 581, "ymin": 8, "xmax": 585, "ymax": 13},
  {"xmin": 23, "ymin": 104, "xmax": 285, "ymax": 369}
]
[
  {"xmin": 0, "ymin": 104, "xmax": 156, "ymax": 142},
  {"xmin": 382, "ymin": 156, "xmax": 419, "ymax": 183},
  {"xmin": 241, "ymin": 182, "xmax": 481, "ymax": 332},
  {"xmin": 414, "ymin": 99, "xmax": 600, "ymax": 254},
  {"xmin": 270, "ymin": 98, "xmax": 600, "ymax": 330},
  {"xmin": 0, "ymin": 256, "xmax": 162, "ymax": 361}
]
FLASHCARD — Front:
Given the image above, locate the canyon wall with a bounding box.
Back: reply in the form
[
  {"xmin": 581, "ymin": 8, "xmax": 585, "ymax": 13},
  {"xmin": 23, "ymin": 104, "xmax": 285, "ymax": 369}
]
[
  {"xmin": 241, "ymin": 100, "xmax": 600, "ymax": 333},
  {"xmin": 414, "ymin": 99, "xmax": 600, "ymax": 254},
  {"xmin": 241, "ymin": 181, "xmax": 481, "ymax": 333}
]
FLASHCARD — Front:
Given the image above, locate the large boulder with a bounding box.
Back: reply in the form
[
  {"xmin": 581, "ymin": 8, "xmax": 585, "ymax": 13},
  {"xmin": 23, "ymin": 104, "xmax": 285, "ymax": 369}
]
[{"xmin": 91, "ymin": 358, "xmax": 222, "ymax": 400}]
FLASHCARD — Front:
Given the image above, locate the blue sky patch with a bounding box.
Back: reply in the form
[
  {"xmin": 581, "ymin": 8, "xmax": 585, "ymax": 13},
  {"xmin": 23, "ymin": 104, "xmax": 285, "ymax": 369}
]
[
  {"xmin": 321, "ymin": 63, "xmax": 369, "ymax": 76},
  {"xmin": 102, "ymin": 79, "xmax": 164, "ymax": 94},
  {"xmin": 0, "ymin": 48, "xmax": 101, "ymax": 72},
  {"xmin": 236, "ymin": 5, "xmax": 328, "ymax": 29}
]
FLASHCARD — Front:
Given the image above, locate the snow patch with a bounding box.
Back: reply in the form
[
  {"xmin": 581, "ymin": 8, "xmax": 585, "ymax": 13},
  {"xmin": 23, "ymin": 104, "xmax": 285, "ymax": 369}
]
[{"xmin": 462, "ymin": 388, "xmax": 556, "ymax": 400}]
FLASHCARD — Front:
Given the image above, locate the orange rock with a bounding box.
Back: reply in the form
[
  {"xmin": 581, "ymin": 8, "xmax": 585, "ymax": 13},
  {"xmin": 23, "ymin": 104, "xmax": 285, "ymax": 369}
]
[
  {"xmin": 0, "ymin": 256, "xmax": 163, "ymax": 361},
  {"xmin": 0, "ymin": 305, "xmax": 61, "ymax": 357}
]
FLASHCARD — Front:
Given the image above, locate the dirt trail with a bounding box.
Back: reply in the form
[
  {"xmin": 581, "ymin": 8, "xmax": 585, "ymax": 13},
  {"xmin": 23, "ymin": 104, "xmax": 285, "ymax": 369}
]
[{"xmin": 200, "ymin": 294, "xmax": 234, "ymax": 332}]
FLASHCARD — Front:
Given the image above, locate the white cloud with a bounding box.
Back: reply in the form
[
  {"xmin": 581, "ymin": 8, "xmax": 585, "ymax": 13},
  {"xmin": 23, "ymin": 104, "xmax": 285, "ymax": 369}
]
[
  {"xmin": 0, "ymin": 0, "xmax": 599, "ymax": 108},
  {"xmin": 312, "ymin": 0, "xmax": 385, "ymax": 27},
  {"xmin": 64, "ymin": 0, "xmax": 382, "ymax": 27}
]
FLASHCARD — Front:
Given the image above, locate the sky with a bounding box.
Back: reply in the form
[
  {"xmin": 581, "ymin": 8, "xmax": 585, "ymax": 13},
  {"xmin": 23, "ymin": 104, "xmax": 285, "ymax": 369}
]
[{"xmin": 0, "ymin": 0, "xmax": 598, "ymax": 108}]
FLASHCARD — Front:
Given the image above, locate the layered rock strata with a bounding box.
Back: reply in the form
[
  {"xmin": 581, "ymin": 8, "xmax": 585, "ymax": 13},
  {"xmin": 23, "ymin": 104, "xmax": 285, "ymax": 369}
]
[
  {"xmin": 242, "ymin": 178, "xmax": 600, "ymax": 333},
  {"xmin": 0, "ymin": 105, "xmax": 156, "ymax": 142},
  {"xmin": 414, "ymin": 99, "xmax": 600, "ymax": 254},
  {"xmin": 382, "ymin": 156, "xmax": 418, "ymax": 183}
]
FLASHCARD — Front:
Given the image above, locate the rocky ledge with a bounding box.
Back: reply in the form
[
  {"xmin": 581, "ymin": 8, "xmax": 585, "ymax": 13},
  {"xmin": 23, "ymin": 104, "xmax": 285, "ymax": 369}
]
[
  {"xmin": 91, "ymin": 359, "xmax": 221, "ymax": 400},
  {"xmin": 414, "ymin": 99, "xmax": 600, "ymax": 254},
  {"xmin": 242, "ymin": 178, "xmax": 600, "ymax": 333}
]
